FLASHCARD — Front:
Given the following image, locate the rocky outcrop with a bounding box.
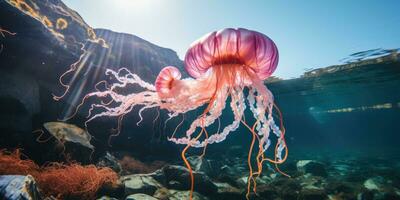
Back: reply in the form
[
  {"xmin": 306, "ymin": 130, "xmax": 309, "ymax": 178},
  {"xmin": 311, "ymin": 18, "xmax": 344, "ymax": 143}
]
[
  {"xmin": 296, "ymin": 160, "xmax": 327, "ymax": 177},
  {"xmin": 155, "ymin": 165, "xmax": 218, "ymax": 195},
  {"xmin": 97, "ymin": 152, "xmax": 122, "ymax": 174},
  {"xmin": 122, "ymin": 174, "xmax": 162, "ymax": 196},
  {"xmin": 0, "ymin": 0, "xmax": 183, "ymax": 158}
]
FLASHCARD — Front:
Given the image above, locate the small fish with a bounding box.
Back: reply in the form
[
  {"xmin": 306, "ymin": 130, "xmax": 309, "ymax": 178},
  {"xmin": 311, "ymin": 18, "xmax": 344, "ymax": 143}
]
[{"xmin": 43, "ymin": 122, "xmax": 94, "ymax": 150}]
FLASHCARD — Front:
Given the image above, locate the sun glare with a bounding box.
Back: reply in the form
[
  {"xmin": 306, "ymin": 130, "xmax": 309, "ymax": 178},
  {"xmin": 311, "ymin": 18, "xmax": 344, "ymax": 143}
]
[{"xmin": 111, "ymin": 0, "xmax": 158, "ymax": 12}]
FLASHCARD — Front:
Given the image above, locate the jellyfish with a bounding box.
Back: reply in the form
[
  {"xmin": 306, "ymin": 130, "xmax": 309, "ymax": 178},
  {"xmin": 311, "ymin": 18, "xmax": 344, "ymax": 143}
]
[{"xmin": 70, "ymin": 28, "xmax": 288, "ymax": 199}]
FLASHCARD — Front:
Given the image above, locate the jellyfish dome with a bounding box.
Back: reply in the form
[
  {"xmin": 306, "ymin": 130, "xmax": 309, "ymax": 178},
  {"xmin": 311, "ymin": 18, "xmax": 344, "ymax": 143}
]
[
  {"xmin": 73, "ymin": 28, "xmax": 288, "ymax": 200},
  {"xmin": 185, "ymin": 28, "xmax": 278, "ymax": 81}
]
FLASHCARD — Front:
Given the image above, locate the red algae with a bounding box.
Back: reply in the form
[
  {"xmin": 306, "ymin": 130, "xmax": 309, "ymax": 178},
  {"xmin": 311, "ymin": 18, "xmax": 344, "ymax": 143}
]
[{"xmin": 0, "ymin": 149, "xmax": 118, "ymax": 199}]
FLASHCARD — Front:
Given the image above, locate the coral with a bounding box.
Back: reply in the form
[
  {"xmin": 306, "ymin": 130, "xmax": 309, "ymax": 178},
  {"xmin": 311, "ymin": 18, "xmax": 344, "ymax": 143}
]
[
  {"xmin": 39, "ymin": 163, "xmax": 118, "ymax": 199},
  {"xmin": 42, "ymin": 16, "xmax": 53, "ymax": 28},
  {"xmin": 56, "ymin": 18, "xmax": 68, "ymax": 30},
  {"xmin": 0, "ymin": 149, "xmax": 39, "ymax": 175},
  {"xmin": 0, "ymin": 149, "xmax": 118, "ymax": 199}
]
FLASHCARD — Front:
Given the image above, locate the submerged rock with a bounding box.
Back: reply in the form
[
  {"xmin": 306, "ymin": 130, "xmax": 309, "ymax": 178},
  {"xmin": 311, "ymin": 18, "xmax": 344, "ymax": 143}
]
[
  {"xmin": 0, "ymin": 175, "xmax": 41, "ymax": 200},
  {"xmin": 122, "ymin": 174, "xmax": 162, "ymax": 196},
  {"xmin": 153, "ymin": 187, "xmax": 170, "ymax": 200},
  {"xmin": 168, "ymin": 190, "xmax": 209, "ymax": 200},
  {"xmin": 363, "ymin": 176, "xmax": 385, "ymax": 191},
  {"xmin": 299, "ymin": 174, "xmax": 326, "ymax": 190},
  {"xmin": 213, "ymin": 182, "xmax": 242, "ymax": 199},
  {"xmin": 158, "ymin": 165, "xmax": 218, "ymax": 195},
  {"xmin": 326, "ymin": 181, "xmax": 355, "ymax": 195},
  {"xmin": 125, "ymin": 193, "xmax": 157, "ymax": 200},
  {"xmin": 299, "ymin": 189, "xmax": 328, "ymax": 200},
  {"xmin": 97, "ymin": 196, "xmax": 119, "ymax": 200},
  {"xmin": 256, "ymin": 185, "xmax": 279, "ymax": 200},
  {"xmin": 297, "ymin": 160, "xmax": 328, "ymax": 177},
  {"xmin": 97, "ymin": 152, "xmax": 122, "ymax": 174},
  {"xmin": 271, "ymin": 177, "xmax": 302, "ymax": 200},
  {"xmin": 187, "ymin": 156, "xmax": 222, "ymax": 178}
]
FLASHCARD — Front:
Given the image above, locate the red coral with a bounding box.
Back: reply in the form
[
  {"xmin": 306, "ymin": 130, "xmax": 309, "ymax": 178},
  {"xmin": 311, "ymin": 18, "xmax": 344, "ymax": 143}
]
[
  {"xmin": 0, "ymin": 149, "xmax": 118, "ymax": 199},
  {"xmin": 0, "ymin": 149, "xmax": 39, "ymax": 175}
]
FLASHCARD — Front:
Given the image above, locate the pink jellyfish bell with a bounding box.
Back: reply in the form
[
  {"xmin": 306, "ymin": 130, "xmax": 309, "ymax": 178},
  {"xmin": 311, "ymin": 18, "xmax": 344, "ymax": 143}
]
[
  {"xmin": 155, "ymin": 66, "xmax": 182, "ymax": 98},
  {"xmin": 73, "ymin": 28, "xmax": 288, "ymax": 200}
]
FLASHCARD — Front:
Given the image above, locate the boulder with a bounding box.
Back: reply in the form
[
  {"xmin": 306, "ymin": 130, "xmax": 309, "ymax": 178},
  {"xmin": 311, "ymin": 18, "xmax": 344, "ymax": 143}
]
[
  {"xmin": 153, "ymin": 187, "xmax": 170, "ymax": 200},
  {"xmin": 122, "ymin": 174, "xmax": 162, "ymax": 196},
  {"xmin": 363, "ymin": 176, "xmax": 385, "ymax": 191},
  {"xmin": 0, "ymin": 175, "xmax": 41, "ymax": 200},
  {"xmin": 187, "ymin": 156, "xmax": 222, "ymax": 178},
  {"xmin": 213, "ymin": 182, "xmax": 242, "ymax": 199},
  {"xmin": 158, "ymin": 165, "xmax": 218, "ymax": 195},
  {"xmin": 97, "ymin": 196, "xmax": 119, "ymax": 200},
  {"xmin": 299, "ymin": 189, "xmax": 328, "ymax": 200},
  {"xmin": 168, "ymin": 190, "xmax": 209, "ymax": 200},
  {"xmin": 97, "ymin": 152, "xmax": 122, "ymax": 173},
  {"xmin": 125, "ymin": 193, "xmax": 158, "ymax": 200},
  {"xmin": 271, "ymin": 177, "xmax": 301, "ymax": 200},
  {"xmin": 298, "ymin": 174, "xmax": 326, "ymax": 190},
  {"xmin": 296, "ymin": 160, "xmax": 327, "ymax": 177}
]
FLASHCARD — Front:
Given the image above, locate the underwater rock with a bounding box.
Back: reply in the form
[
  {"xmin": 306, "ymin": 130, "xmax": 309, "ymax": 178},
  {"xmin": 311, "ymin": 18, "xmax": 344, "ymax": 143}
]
[
  {"xmin": 325, "ymin": 181, "xmax": 355, "ymax": 195},
  {"xmin": 122, "ymin": 174, "xmax": 162, "ymax": 196},
  {"xmin": 381, "ymin": 191, "xmax": 400, "ymax": 200},
  {"xmin": 167, "ymin": 190, "xmax": 209, "ymax": 200},
  {"xmin": 213, "ymin": 182, "xmax": 242, "ymax": 199},
  {"xmin": 119, "ymin": 155, "xmax": 166, "ymax": 175},
  {"xmin": 187, "ymin": 156, "xmax": 222, "ymax": 178},
  {"xmin": 152, "ymin": 187, "xmax": 170, "ymax": 200},
  {"xmin": 218, "ymin": 161, "xmax": 251, "ymax": 187},
  {"xmin": 235, "ymin": 176, "xmax": 250, "ymax": 188},
  {"xmin": 157, "ymin": 165, "xmax": 218, "ymax": 195},
  {"xmin": 256, "ymin": 185, "xmax": 279, "ymax": 200},
  {"xmin": 97, "ymin": 196, "xmax": 119, "ymax": 200},
  {"xmin": 278, "ymin": 161, "xmax": 299, "ymax": 176},
  {"xmin": 270, "ymin": 177, "xmax": 302, "ymax": 200},
  {"xmin": 0, "ymin": 175, "xmax": 41, "ymax": 200},
  {"xmin": 297, "ymin": 160, "xmax": 328, "ymax": 177},
  {"xmin": 97, "ymin": 152, "xmax": 122, "ymax": 174},
  {"xmin": 0, "ymin": 72, "xmax": 40, "ymax": 148},
  {"xmin": 125, "ymin": 193, "xmax": 158, "ymax": 200},
  {"xmin": 299, "ymin": 189, "xmax": 328, "ymax": 200},
  {"xmin": 298, "ymin": 174, "xmax": 326, "ymax": 191},
  {"xmin": 363, "ymin": 176, "xmax": 387, "ymax": 191},
  {"xmin": 234, "ymin": 173, "xmax": 274, "ymax": 190},
  {"xmin": 356, "ymin": 190, "xmax": 375, "ymax": 200}
]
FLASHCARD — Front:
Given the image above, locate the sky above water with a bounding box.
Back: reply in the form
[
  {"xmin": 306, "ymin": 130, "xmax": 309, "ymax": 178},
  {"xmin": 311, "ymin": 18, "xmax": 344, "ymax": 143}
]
[{"xmin": 63, "ymin": 0, "xmax": 400, "ymax": 79}]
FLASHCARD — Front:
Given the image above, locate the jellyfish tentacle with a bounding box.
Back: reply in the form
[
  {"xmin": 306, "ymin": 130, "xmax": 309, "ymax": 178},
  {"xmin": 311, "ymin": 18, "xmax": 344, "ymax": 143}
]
[
  {"xmin": 0, "ymin": 28, "xmax": 16, "ymax": 54},
  {"xmin": 33, "ymin": 129, "xmax": 53, "ymax": 143},
  {"xmin": 170, "ymin": 114, "xmax": 185, "ymax": 139},
  {"xmin": 240, "ymin": 116, "xmax": 261, "ymax": 199},
  {"xmin": 0, "ymin": 28, "xmax": 16, "ymax": 37},
  {"xmin": 106, "ymin": 68, "xmax": 156, "ymax": 91},
  {"xmin": 53, "ymin": 42, "xmax": 87, "ymax": 101},
  {"xmin": 244, "ymin": 119, "xmax": 257, "ymax": 200},
  {"xmin": 181, "ymin": 116, "xmax": 207, "ymax": 200}
]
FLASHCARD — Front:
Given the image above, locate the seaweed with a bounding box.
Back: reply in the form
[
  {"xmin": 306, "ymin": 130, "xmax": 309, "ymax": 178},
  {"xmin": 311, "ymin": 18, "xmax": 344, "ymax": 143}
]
[{"xmin": 0, "ymin": 149, "xmax": 118, "ymax": 199}]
